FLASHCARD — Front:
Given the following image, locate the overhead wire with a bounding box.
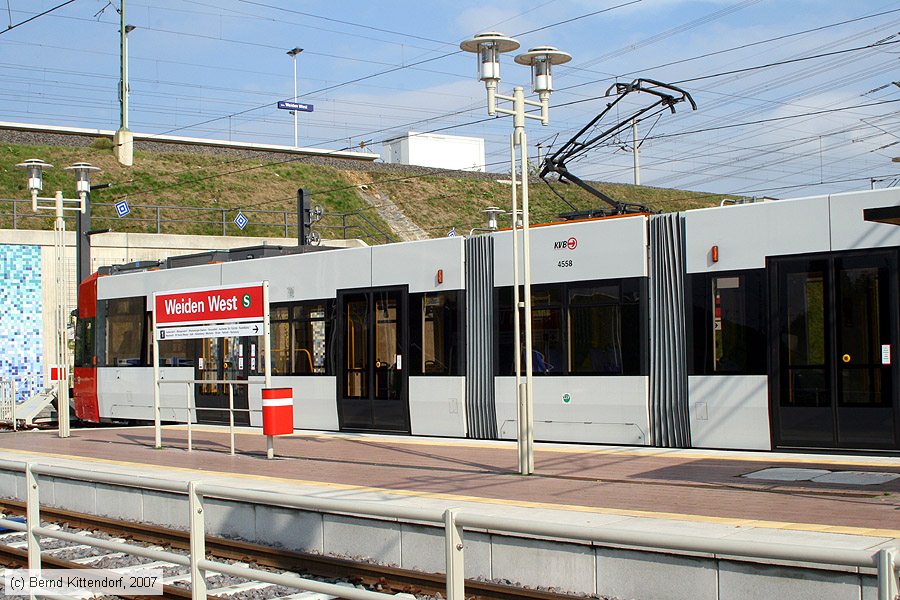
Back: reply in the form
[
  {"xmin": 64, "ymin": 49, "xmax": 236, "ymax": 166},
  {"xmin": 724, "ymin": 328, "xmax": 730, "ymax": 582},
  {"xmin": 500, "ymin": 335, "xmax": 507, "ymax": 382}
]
[
  {"xmin": 8, "ymin": 1, "xmax": 899, "ymax": 218},
  {"xmin": 0, "ymin": 0, "xmax": 77, "ymax": 35},
  {"xmin": 104, "ymin": 40, "xmax": 900, "ymax": 202}
]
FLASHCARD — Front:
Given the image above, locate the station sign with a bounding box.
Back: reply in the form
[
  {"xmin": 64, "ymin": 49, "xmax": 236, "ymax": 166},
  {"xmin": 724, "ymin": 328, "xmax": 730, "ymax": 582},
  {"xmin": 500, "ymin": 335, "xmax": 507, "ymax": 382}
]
[
  {"xmin": 154, "ymin": 283, "xmax": 265, "ymax": 327},
  {"xmin": 277, "ymin": 101, "xmax": 314, "ymax": 112}
]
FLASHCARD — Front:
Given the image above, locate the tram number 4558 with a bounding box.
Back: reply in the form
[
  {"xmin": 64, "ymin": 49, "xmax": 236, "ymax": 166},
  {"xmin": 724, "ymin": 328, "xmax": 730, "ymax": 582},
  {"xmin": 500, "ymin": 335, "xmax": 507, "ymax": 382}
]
[{"xmin": 558, "ymin": 260, "xmax": 573, "ymax": 268}]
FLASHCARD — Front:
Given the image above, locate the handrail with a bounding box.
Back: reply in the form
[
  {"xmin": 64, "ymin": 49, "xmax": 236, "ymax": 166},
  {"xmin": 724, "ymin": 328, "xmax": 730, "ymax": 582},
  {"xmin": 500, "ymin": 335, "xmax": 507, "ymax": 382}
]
[
  {"xmin": 157, "ymin": 379, "xmax": 264, "ymax": 455},
  {"xmin": 0, "ymin": 457, "xmax": 895, "ymax": 600}
]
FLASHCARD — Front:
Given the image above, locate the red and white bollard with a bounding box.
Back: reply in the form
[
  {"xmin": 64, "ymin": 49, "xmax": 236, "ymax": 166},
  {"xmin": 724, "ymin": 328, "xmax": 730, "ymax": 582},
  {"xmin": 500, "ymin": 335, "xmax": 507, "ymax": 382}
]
[{"xmin": 262, "ymin": 388, "xmax": 293, "ymax": 459}]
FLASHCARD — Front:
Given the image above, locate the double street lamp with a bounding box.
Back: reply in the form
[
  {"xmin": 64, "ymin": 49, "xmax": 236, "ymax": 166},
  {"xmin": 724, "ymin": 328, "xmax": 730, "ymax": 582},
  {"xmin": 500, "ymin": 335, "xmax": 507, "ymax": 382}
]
[
  {"xmin": 460, "ymin": 32, "xmax": 571, "ymax": 476},
  {"xmin": 15, "ymin": 159, "xmax": 101, "ymax": 439}
]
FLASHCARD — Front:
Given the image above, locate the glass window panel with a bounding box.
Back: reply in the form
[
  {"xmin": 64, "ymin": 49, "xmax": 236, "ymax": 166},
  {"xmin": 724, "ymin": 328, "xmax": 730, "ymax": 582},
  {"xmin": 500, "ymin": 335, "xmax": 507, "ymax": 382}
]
[
  {"xmin": 374, "ymin": 294, "xmax": 399, "ymax": 399},
  {"xmin": 786, "ymin": 272, "xmax": 825, "ymax": 367},
  {"xmin": 690, "ymin": 271, "xmax": 766, "ymax": 376},
  {"xmin": 837, "ymin": 264, "xmax": 890, "ymax": 408},
  {"xmin": 268, "ymin": 301, "xmax": 330, "ymax": 375},
  {"xmin": 531, "ymin": 305, "xmax": 563, "ymax": 373},
  {"xmin": 569, "ymin": 285, "xmax": 619, "ymax": 306},
  {"xmin": 74, "ymin": 318, "xmax": 95, "ymax": 367},
  {"xmin": 838, "ymin": 267, "xmax": 880, "ymax": 365},
  {"xmin": 158, "ymin": 339, "xmax": 195, "ymax": 367},
  {"xmin": 419, "ymin": 291, "xmax": 461, "ymax": 375},
  {"xmin": 345, "ymin": 297, "xmax": 367, "ymax": 398},
  {"xmin": 569, "ymin": 305, "xmax": 623, "ymax": 374},
  {"xmin": 105, "ymin": 297, "xmax": 145, "ymax": 366},
  {"xmin": 270, "ymin": 320, "xmax": 291, "ymax": 375}
]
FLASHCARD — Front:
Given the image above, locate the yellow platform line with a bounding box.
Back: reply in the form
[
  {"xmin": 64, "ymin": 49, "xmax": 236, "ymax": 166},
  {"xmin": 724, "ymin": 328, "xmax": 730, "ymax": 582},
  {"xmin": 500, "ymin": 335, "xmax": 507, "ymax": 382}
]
[
  {"xmin": 170, "ymin": 425, "xmax": 900, "ymax": 469},
  {"xmin": 2, "ymin": 445, "xmax": 898, "ymax": 540}
]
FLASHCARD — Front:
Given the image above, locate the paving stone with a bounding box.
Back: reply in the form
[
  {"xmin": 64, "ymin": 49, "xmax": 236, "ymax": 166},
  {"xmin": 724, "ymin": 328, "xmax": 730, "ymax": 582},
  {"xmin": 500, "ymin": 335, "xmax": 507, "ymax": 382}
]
[
  {"xmin": 811, "ymin": 471, "xmax": 900, "ymax": 486},
  {"xmin": 743, "ymin": 467, "xmax": 831, "ymax": 481}
]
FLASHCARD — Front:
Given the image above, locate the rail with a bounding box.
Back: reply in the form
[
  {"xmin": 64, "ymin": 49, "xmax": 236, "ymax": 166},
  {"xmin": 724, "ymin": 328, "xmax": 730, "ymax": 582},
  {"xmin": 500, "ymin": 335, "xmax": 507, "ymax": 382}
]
[
  {"xmin": 0, "ymin": 198, "xmax": 397, "ymax": 244},
  {"xmin": 0, "ymin": 458, "xmax": 895, "ymax": 600},
  {"xmin": 0, "ymin": 380, "xmax": 15, "ymax": 430}
]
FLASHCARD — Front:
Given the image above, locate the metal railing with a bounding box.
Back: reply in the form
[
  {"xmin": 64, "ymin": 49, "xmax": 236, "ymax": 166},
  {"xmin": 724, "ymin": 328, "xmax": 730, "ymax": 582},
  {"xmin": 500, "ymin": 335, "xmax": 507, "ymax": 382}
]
[
  {"xmin": 0, "ymin": 380, "xmax": 15, "ymax": 430},
  {"xmin": 0, "ymin": 198, "xmax": 396, "ymax": 244},
  {"xmin": 0, "ymin": 457, "xmax": 896, "ymax": 600},
  {"xmin": 159, "ymin": 379, "xmax": 255, "ymax": 455}
]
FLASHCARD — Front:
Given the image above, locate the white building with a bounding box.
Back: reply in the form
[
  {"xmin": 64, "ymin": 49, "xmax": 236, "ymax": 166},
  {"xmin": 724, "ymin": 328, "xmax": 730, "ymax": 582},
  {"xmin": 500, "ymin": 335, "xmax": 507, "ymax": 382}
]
[{"xmin": 382, "ymin": 131, "xmax": 485, "ymax": 172}]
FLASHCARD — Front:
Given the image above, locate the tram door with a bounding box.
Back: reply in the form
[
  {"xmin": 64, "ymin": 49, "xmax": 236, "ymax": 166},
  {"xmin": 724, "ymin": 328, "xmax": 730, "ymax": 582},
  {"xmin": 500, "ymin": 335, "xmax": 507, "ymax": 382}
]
[
  {"xmin": 336, "ymin": 287, "xmax": 410, "ymax": 432},
  {"xmin": 770, "ymin": 251, "xmax": 899, "ymax": 450},
  {"xmin": 194, "ymin": 336, "xmax": 253, "ymax": 425}
]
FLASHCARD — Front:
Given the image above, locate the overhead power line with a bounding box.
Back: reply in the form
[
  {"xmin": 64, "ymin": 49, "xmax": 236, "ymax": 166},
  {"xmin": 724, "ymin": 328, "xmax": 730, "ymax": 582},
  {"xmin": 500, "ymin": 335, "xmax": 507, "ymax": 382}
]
[
  {"xmin": 672, "ymin": 38, "xmax": 900, "ymax": 85},
  {"xmin": 234, "ymin": 0, "xmax": 451, "ymax": 45},
  {"xmin": 1, "ymin": 0, "xmax": 77, "ymax": 35}
]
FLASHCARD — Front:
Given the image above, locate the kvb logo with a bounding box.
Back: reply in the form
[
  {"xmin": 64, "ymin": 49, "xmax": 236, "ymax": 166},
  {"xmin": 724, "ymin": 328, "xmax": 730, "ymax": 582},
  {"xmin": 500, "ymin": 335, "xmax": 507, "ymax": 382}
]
[{"xmin": 554, "ymin": 237, "xmax": 578, "ymax": 250}]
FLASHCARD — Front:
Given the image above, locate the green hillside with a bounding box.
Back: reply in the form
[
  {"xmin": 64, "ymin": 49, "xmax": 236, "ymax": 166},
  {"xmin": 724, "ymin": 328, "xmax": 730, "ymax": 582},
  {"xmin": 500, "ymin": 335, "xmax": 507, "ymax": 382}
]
[{"xmin": 0, "ymin": 139, "xmax": 728, "ymax": 244}]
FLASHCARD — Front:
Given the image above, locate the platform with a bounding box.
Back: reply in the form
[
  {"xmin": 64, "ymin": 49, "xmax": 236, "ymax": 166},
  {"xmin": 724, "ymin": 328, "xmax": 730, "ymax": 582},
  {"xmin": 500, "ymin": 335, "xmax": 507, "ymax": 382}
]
[{"xmin": 0, "ymin": 425, "xmax": 898, "ymax": 599}]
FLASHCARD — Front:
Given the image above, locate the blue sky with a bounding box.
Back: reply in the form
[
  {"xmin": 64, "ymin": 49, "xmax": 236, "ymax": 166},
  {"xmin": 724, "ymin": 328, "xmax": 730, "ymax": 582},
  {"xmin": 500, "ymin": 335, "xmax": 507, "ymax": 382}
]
[{"xmin": 2, "ymin": 0, "xmax": 899, "ymax": 198}]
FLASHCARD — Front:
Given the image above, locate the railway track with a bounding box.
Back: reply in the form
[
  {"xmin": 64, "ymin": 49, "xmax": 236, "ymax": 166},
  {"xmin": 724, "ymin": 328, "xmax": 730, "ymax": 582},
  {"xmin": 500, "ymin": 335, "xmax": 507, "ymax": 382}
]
[{"xmin": 0, "ymin": 499, "xmax": 586, "ymax": 600}]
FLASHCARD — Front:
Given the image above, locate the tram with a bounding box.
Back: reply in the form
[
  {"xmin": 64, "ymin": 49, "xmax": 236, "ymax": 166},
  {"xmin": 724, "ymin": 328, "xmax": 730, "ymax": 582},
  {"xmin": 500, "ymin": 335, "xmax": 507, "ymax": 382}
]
[{"xmin": 73, "ymin": 188, "xmax": 900, "ymax": 453}]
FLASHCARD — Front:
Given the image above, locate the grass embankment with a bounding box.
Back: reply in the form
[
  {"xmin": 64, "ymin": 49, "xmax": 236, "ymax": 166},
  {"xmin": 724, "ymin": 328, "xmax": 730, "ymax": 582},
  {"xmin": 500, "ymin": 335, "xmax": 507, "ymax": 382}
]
[
  {"xmin": 0, "ymin": 139, "xmax": 727, "ymax": 242},
  {"xmin": 364, "ymin": 172, "xmax": 726, "ymax": 235}
]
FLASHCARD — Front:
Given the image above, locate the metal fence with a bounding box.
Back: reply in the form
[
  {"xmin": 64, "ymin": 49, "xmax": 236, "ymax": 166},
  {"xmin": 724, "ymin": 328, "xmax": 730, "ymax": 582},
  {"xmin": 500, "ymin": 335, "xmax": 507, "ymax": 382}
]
[
  {"xmin": 0, "ymin": 380, "xmax": 14, "ymax": 430},
  {"xmin": 0, "ymin": 198, "xmax": 395, "ymax": 244},
  {"xmin": 0, "ymin": 457, "xmax": 896, "ymax": 600}
]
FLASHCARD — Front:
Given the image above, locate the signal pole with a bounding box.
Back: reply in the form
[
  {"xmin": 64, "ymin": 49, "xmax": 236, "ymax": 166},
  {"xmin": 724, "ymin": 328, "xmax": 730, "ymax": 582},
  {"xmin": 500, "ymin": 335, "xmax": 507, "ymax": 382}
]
[
  {"xmin": 632, "ymin": 118, "xmax": 640, "ymax": 186},
  {"xmin": 114, "ymin": 0, "xmax": 135, "ymax": 166}
]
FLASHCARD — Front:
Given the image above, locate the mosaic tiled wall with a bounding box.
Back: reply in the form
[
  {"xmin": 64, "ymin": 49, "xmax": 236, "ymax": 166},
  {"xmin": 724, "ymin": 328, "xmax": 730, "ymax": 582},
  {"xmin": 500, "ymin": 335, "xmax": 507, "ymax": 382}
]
[{"xmin": 0, "ymin": 245, "xmax": 43, "ymax": 402}]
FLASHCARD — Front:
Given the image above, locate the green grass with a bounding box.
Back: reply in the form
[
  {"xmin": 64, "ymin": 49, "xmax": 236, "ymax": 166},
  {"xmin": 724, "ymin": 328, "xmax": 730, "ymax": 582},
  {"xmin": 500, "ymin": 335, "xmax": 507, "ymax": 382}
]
[{"xmin": 0, "ymin": 140, "xmax": 730, "ymax": 243}]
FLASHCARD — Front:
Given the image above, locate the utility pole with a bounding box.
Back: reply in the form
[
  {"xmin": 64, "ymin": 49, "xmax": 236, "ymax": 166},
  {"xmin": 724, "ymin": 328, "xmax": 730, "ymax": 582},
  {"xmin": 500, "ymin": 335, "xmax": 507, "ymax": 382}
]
[
  {"xmin": 114, "ymin": 0, "xmax": 134, "ymax": 166},
  {"xmin": 632, "ymin": 118, "xmax": 640, "ymax": 186}
]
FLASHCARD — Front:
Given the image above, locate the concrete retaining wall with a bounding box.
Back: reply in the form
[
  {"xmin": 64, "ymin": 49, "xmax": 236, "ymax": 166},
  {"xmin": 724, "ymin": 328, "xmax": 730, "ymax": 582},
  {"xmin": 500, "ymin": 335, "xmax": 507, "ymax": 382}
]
[{"xmin": 0, "ymin": 472, "xmax": 881, "ymax": 599}]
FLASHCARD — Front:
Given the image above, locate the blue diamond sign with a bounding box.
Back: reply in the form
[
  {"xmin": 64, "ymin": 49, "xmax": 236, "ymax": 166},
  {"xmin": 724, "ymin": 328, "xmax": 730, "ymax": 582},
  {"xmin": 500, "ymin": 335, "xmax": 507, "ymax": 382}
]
[
  {"xmin": 115, "ymin": 198, "xmax": 130, "ymax": 218},
  {"xmin": 234, "ymin": 211, "xmax": 249, "ymax": 230}
]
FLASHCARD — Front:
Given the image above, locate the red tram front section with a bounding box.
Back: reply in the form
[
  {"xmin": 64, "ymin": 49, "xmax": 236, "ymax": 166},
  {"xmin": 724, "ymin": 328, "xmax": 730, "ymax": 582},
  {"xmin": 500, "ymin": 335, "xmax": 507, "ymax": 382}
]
[{"xmin": 74, "ymin": 272, "xmax": 100, "ymax": 422}]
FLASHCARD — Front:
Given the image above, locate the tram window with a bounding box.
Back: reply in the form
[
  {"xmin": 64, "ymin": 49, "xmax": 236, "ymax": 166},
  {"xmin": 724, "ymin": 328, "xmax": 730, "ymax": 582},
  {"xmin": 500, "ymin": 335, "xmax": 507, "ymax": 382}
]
[
  {"xmin": 270, "ymin": 306, "xmax": 291, "ymax": 375},
  {"xmin": 409, "ymin": 291, "xmax": 463, "ymax": 376},
  {"xmin": 293, "ymin": 304, "xmax": 328, "ymax": 374},
  {"xmin": 496, "ymin": 287, "xmax": 517, "ymax": 376},
  {"xmin": 689, "ymin": 270, "xmax": 766, "ymax": 375},
  {"xmin": 568, "ymin": 281, "xmax": 642, "ymax": 375},
  {"xmin": 157, "ymin": 339, "xmax": 195, "ymax": 367},
  {"xmin": 268, "ymin": 301, "xmax": 331, "ymax": 376},
  {"xmin": 104, "ymin": 297, "xmax": 146, "ymax": 367},
  {"xmin": 531, "ymin": 287, "xmax": 564, "ymax": 374},
  {"xmin": 496, "ymin": 281, "xmax": 644, "ymax": 376},
  {"xmin": 497, "ymin": 285, "xmax": 563, "ymax": 375},
  {"xmin": 74, "ymin": 318, "xmax": 95, "ymax": 367}
]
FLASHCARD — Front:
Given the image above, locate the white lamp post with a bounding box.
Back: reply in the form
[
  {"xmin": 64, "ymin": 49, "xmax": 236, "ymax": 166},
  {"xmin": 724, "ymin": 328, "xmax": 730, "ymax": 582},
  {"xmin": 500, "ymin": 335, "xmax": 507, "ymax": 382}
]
[
  {"xmin": 461, "ymin": 33, "xmax": 570, "ymax": 476},
  {"xmin": 287, "ymin": 47, "xmax": 303, "ymax": 147},
  {"xmin": 15, "ymin": 159, "xmax": 100, "ymax": 438},
  {"xmin": 484, "ymin": 206, "xmax": 504, "ymax": 230}
]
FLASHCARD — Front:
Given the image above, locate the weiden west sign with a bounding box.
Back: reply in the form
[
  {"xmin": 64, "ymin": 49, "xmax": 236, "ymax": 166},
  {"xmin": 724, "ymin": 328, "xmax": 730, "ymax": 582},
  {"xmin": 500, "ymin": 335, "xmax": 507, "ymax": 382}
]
[{"xmin": 154, "ymin": 283, "xmax": 265, "ymax": 326}]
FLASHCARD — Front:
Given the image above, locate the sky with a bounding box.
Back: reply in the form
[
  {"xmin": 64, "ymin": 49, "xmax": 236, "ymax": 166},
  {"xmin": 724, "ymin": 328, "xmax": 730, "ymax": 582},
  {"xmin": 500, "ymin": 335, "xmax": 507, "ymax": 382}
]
[{"xmin": 2, "ymin": 0, "xmax": 899, "ymax": 201}]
